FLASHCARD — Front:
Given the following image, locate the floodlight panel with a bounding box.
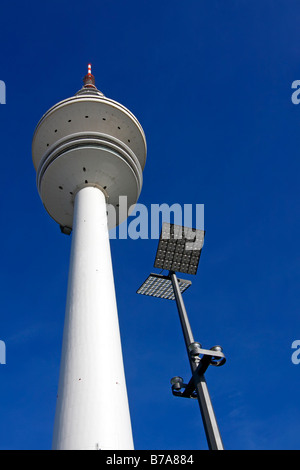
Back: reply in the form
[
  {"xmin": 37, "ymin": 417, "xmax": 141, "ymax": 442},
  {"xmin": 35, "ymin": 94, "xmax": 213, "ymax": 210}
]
[
  {"xmin": 154, "ymin": 223, "xmax": 205, "ymax": 275},
  {"xmin": 136, "ymin": 273, "xmax": 191, "ymax": 300}
]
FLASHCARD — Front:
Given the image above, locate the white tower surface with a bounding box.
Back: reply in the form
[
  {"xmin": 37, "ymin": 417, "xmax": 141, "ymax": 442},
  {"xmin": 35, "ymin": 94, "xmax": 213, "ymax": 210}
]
[{"xmin": 32, "ymin": 65, "xmax": 147, "ymax": 450}]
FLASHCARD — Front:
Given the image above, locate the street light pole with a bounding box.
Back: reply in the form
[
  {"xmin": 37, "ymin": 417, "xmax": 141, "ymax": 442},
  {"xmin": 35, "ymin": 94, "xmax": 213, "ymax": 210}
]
[
  {"xmin": 170, "ymin": 271, "xmax": 224, "ymax": 451},
  {"xmin": 137, "ymin": 222, "xmax": 226, "ymax": 450}
]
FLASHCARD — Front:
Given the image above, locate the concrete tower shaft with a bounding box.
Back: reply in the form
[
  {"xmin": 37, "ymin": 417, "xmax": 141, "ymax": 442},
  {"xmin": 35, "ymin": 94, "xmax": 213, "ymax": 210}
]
[{"xmin": 52, "ymin": 185, "xmax": 134, "ymax": 450}]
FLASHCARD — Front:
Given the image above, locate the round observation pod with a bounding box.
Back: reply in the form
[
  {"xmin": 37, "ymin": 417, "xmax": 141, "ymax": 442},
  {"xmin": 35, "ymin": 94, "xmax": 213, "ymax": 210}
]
[{"xmin": 32, "ymin": 65, "xmax": 147, "ymax": 231}]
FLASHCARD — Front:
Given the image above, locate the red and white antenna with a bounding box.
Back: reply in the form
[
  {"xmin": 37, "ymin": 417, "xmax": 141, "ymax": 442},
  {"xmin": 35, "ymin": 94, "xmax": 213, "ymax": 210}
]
[{"xmin": 84, "ymin": 63, "xmax": 96, "ymax": 88}]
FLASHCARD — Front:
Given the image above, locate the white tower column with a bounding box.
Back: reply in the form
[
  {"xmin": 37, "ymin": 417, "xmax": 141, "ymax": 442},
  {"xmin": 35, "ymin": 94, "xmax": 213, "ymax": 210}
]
[{"xmin": 52, "ymin": 186, "xmax": 134, "ymax": 450}]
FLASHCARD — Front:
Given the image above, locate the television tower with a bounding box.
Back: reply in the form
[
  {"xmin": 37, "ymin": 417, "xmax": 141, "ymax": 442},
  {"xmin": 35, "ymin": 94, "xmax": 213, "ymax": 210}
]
[{"xmin": 32, "ymin": 65, "xmax": 147, "ymax": 450}]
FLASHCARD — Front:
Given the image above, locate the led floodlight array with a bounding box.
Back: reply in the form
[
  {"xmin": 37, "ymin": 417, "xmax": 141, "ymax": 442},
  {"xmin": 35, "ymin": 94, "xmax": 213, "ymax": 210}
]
[
  {"xmin": 154, "ymin": 223, "xmax": 205, "ymax": 275},
  {"xmin": 136, "ymin": 273, "xmax": 191, "ymax": 300}
]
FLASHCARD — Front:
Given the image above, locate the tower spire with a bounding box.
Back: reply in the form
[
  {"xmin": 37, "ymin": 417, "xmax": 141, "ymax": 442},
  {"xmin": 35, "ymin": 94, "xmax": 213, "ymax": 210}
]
[{"xmin": 83, "ymin": 63, "xmax": 96, "ymax": 88}]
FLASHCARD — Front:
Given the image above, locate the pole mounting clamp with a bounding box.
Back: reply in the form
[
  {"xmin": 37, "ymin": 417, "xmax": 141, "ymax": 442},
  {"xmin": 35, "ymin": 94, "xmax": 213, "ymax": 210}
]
[{"xmin": 170, "ymin": 344, "xmax": 226, "ymax": 399}]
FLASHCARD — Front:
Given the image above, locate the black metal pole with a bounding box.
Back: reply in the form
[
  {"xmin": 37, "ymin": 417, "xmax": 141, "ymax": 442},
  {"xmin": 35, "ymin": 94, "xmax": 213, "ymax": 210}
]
[{"xmin": 169, "ymin": 271, "xmax": 224, "ymax": 450}]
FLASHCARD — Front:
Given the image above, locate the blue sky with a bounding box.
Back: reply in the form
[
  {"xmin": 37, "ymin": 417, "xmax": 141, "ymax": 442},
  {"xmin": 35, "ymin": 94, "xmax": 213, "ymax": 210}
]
[{"xmin": 0, "ymin": 0, "xmax": 299, "ymax": 450}]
